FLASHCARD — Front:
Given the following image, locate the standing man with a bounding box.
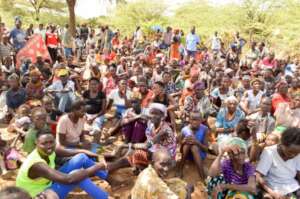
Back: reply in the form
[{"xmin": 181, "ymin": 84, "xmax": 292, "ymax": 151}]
[
  {"xmin": 62, "ymin": 24, "xmax": 74, "ymax": 58},
  {"xmin": 9, "ymin": 17, "xmax": 26, "ymax": 53},
  {"xmin": 34, "ymin": 23, "xmax": 46, "ymax": 40},
  {"xmin": 186, "ymin": 26, "xmax": 200, "ymax": 59},
  {"xmin": 211, "ymin": 31, "xmax": 221, "ymax": 53}
]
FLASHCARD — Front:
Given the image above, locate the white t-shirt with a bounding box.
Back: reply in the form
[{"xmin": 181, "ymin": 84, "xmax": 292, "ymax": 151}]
[
  {"xmin": 211, "ymin": 36, "xmax": 221, "ymax": 50},
  {"xmin": 108, "ymin": 89, "xmax": 132, "ymax": 107},
  {"xmin": 256, "ymin": 145, "xmax": 300, "ymax": 195}
]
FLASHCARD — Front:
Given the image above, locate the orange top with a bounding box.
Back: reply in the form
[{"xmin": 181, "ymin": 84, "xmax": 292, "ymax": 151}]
[{"xmin": 170, "ymin": 43, "xmax": 180, "ymax": 60}]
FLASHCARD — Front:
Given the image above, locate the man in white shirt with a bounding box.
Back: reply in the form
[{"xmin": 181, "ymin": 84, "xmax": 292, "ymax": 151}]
[
  {"xmin": 44, "ymin": 69, "xmax": 76, "ymax": 112},
  {"xmin": 211, "ymin": 31, "xmax": 221, "ymax": 53},
  {"xmin": 186, "ymin": 26, "xmax": 200, "ymax": 58},
  {"xmin": 34, "ymin": 23, "xmax": 46, "ymax": 40},
  {"xmin": 256, "ymin": 127, "xmax": 300, "ymax": 198}
]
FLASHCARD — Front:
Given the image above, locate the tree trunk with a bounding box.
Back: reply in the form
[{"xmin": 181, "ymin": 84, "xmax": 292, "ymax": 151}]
[
  {"xmin": 66, "ymin": 0, "xmax": 76, "ymax": 37},
  {"xmin": 35, "ymin": 9, "xmax": 40, "ymax": 22}
]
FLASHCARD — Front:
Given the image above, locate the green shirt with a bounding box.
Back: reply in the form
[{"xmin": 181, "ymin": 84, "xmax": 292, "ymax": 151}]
[
  {"xmin": 23, "ymin": 126, "xmax": 50, "ymax": 154},
  {"xmin": 16, "ymin": 149, "xmax": 56, "ymax": 197}
]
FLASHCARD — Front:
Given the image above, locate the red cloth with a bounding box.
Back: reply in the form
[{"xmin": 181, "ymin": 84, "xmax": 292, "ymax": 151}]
[
  {"xmin": 262, "ymin": 57, "xmax": 277, "ymax": 68},
  {"xmin": 46, "ymin": 32, "xmax": 59, "ymax": 48},
  {"xmin": 271, "ymin": 93, "xmax": 290, "ymax": 113},
  {"xmin": 16, "ymin": 34, "xmax": 52, "ymax": 68}
]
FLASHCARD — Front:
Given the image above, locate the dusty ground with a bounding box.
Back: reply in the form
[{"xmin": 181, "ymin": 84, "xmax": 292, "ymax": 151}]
[{"xmin": 0, "ymin": 121, "xmax": 211, "ymax": 199}]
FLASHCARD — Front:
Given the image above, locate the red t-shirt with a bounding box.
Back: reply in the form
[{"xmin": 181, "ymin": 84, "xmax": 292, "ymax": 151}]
[{"xmin": 46, "ymin": 33, "xmax": 59, "ymax": 48}]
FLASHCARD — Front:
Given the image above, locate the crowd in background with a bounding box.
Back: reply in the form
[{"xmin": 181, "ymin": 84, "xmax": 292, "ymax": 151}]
[{"xmin": 0, "ymin": 16, "xmax": 300, "ymax": 199}]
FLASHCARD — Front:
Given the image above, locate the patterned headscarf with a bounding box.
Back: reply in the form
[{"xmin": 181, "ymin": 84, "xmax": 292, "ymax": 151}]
[{"xmin": 227, "ymin": 137, "xmax": 248, "ymax": 153}]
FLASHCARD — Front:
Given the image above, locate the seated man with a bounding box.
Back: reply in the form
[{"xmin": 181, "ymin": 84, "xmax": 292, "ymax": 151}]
[
  {"xmin": 131, "ymin": 148, "xmax": 192, "ymax": 199},
  {"xmin": 44, "ymin": 68, "xmax": 76, "ymax": 113},
  {"xmin": 6, "ymin": 73, "xmax": 27, "ymax": 111},
  {"xmin": 246, "ymin": 97, "xmax": 275, "ymax": 141},
  {"xmin": 177, "ymin": 111, "xmax": 209, "ymax": 181},
  {"xmin": 106, "ymin": 79, "xmax": 132, "ymax": 136},
  {"xmin": 16, "ymin": 129, "xmax": 111, "ymax": 199},
  {"xmin": 256, "ymin": 127, "xmax": 300, "ymax": 199}
]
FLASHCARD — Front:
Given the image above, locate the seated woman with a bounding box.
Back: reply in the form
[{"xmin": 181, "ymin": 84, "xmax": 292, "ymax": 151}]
[
  {"xmin": 25, "ymin": 69, "xmax": 44, "ymax": 100},
  {"xmin": 131, "ymin": 148, "xmax": 192, "ymax": 199},
  {"xmin": 208, "ymin": 137, "xmax": 256, "ymax": 199},
  {"xmin": 121, "ymin": 96, "xmax": 147, "ymax": 143},
  {"xmin": 57, "ymin": 101, "xmax": 91, "ymax": 150},
  {"xmin": 256, "ymin": 127, "xmax": 300, "ymax": 199},
  {"xmin": 273, "ymin": 93, "xmax": 300, "ymax": 135},
  {"xmin": 215, "ymin": 96, "xmax": 245, "ymax": 148},
  {"xmin": 82, "ymin": 78, "xmax": 106, "ymax": 144},
  {"xmin": 177, "ymin": 111, "xmax": 209, "ymax": 181},
  {"xmin": 105, "ymin": 103, "xmax": 177, "ymax": 172},
  {"xmin": 16, "ymin": 129, "xmax": 112, "ymax": 199}
]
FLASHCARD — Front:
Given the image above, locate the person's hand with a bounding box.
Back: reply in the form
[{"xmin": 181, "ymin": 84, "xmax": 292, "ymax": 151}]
[
  {"xmin": 220, "ymin": 145, "xmax": 240, "ymax": 156},
  {"xmin": 134, "ymin": 114, "xmax": 141, "ymax": 120},
  {"xmin": 96, "ymin": 160, "xmax": 108, "ymax": 170},
  {"xmin": 35, "ymin": 189, "xmax": 59, "ymax": 199},
  {"xmin": 82, "ymin": 150, "xmax": 98, "ymax": 159},
  {"xmin": 184, "ymin": 136, "xmax": 197, "ymax": 145},
  {"xmin": 212, "ymin": 184, "xmax": 225, "ymax": 199},
  {"xmin": 140, "ymin": 114, "xmax": 148, "ymax": 120},
  {"xmin": 60, "ymin": 89, "xmax": 70, "ymax": 93},
  {"xmin": 269, "ymin": 190, "xmax": 286, "ymax": 199}
]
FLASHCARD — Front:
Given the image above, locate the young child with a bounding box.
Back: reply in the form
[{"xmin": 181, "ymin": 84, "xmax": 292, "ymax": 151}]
[
  {"xmin": 178, "ymin": 111, "xmax": 209, "ymax": 181},
  {"xmin": 42, "ymin": 96, "xmax": 62, "ymax": 135},
  {"xmin": 7, "ymin": 104, "xmax": 31, "ymax": 134},
  {"xmin": 22, "ymin": 107, "xmax": 50, "ymax": 154},
  {"xmin": 1, "ymin": 56, "xmax": 15, "ymax": 78},
  {"xmin": 249, "ymin": 133, "xmax": 279, "ymax": 162}
]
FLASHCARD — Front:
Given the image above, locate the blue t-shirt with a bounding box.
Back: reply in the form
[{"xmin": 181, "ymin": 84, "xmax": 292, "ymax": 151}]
[
  {"xmin": 186, "ymin": 33, "xmax": 200, "ymax": 52},
  {"xmin": 9, "ymin": 28, "xmax": 26, "ymax": 50},
  {"xmin": 182, "ymin": 124, "xmax": 208, "ymax": 160}
]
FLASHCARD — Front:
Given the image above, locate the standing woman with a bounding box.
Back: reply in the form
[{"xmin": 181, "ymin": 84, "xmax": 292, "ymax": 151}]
[
  {"xmin": 16, "ymin": 130, "xmax": 111, "ymax": 199},
  {"xmin": 46, "ymin": 25, "xmax": 60, "ymax": 63}
]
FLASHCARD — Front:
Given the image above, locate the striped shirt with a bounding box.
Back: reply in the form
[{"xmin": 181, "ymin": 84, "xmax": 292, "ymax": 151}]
[{"xmin": 221, "ymin": 159, "xmax": 255, "ymax": 185}]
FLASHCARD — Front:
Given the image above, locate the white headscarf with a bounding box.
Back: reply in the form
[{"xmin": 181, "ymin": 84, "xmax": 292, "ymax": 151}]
[{"xmin": 148, "ymin": 103, "xmax": 167, "ymax": 117}]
